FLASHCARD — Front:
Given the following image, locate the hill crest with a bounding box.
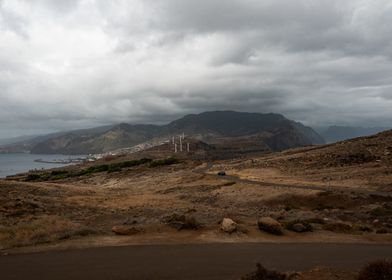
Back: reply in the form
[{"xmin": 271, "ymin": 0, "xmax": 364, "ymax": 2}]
[{"xmin": 2, "ymin": 111, "xmax": 324, "ymax": 155}]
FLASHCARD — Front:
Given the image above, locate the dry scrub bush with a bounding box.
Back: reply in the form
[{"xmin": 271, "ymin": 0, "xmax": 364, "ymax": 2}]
[
  {"xmin": 267, "ymin": 192, "xmax": 356, "ymax": 211},
  {"xmin": 322, "ymin": 222, "xmax": 353, "ymax": 233},
  {"xmin": 242, "ymin": 263, "xmax": 289, "ymax": 280},
  {"xmin": 164, "ymin": 213, "xmax": 200, "ymax": 230},
  {"xmin": 358, "ymin": 260, "xmax": 392, "ymax": 280}
]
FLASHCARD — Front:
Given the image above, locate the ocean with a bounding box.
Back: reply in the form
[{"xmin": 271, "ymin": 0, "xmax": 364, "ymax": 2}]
[{"xmin": 0, "ymin": 153, "xmax": 82, "ymax": 178}]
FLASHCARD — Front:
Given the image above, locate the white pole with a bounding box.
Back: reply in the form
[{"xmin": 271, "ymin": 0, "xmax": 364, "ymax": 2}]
[
  {"xmin": 179, "ymin": 136, "xmax": 183, "ymax": 152},
  {"xmin": 187, "ymin": 142, "xmax": 190, "ymax": 152},
  {"xmin": 174, "ymin": 143, "xmax": 177, "ymax": 153},
  {"xmin": 172, "ymin": 136, "xmax": 175, "ymax": 144}
]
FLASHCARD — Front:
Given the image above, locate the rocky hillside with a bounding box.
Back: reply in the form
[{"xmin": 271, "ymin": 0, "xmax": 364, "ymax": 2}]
[
  {"xmin": 27, "ymin": 111, "xmax": 324, "ymax": 154},
  {"xmin": 253, "ymin": 129, "xmax": 392, "ymax": 171},
  {"xmin": 224, "ymin": 128, "xmax": 392, "ymax": 192},
  {"xmin": 31, "ymin": 124, "xmax": 160, "ymax": 155},
  {"xmin": 316, "ymin": 125, "xmax": 390, "ymax": 143}
]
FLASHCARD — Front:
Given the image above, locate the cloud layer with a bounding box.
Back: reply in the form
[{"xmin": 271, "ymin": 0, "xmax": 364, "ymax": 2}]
[{"xmin": 1, "ymin": 0, "xmax": 392, "ymax": 137}]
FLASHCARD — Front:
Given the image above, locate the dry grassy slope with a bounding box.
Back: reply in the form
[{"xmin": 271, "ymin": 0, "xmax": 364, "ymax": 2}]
[
  {"xmin": 277, "ymin": 129, "xmax": 392, "ymax": 168},
  {"xmin": 1, "ymin": 131, "xmax": 392, "ymax": 251},
  {"xmin": 226, "ymin": 130, "xmax": 392, "ymax": 192}
]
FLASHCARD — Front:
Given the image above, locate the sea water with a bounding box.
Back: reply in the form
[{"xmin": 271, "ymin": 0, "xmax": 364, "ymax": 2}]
[{"xmin": 0, "ymin": 153, "xmax": 82, "ymax": 178}]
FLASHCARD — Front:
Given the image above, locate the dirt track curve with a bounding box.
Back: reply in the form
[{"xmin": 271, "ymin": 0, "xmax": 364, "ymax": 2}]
[{"xmin": 195, "ymin": 162, "xmax": 392, "ymax": 197}]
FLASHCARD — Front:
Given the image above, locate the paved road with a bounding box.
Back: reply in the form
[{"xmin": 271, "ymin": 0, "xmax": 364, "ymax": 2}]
[{"xmin": 1, "ymin": 243, "xmax": 392, "ymax": 280}]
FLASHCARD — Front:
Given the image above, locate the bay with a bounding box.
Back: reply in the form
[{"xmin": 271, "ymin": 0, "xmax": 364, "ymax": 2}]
[{"xmin": 0, "ymin": 153, "xmax": 84, "ymax": 178}]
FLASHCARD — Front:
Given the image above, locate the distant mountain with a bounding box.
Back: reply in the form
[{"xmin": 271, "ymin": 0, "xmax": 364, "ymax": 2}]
[
  {"xmin": 165, "ymin": 111, "xmax": 324, "ymax": 150},
  {"xmin": 5, "ymin": 111, "xmax": 324, "ymax": 155},
  {"xmin": 0, "ymin": 135, "xmax": 38, "ymax": 146},
  {"xmin": 31, "ymin": 124, "xmax": 161, "ymax": 154},
  {"xmin": 0, "ymin": 124, "xmax": 116, "ymax": 154},
  {"xmin": 167, "ymin": 111, "xmax": 289, "ymax": 136},
  {"xmin": 316, "ymin": 126, "xmax": 390, "ymax": 143}
]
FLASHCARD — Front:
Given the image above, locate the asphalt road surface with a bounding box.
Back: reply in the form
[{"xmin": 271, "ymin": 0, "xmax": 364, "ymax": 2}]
[{"xmin": 1, "ymin": 243, "xmax": 392, "ymax": 280}]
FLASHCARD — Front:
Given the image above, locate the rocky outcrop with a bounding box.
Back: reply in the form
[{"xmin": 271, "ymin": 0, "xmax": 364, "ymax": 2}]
[
  {"xmin": 163, "ymin": 214, "xmax": 200, "ymax": 230},
  {"xmin": 112, "ymin": 225, "xmax": 143, "ymax": 235},
  {"xmin": 258, "ymin": 217, "xmax": 283, "ymax": 235},
  {"xmin": 221, "ymin": 218, "xmax": 237, "ymax": 233}
]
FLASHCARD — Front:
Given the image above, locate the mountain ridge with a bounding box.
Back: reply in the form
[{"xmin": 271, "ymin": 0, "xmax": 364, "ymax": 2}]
[{"xmin": 2, "ymin": 111, "xmax": 324, "ymax": 155}]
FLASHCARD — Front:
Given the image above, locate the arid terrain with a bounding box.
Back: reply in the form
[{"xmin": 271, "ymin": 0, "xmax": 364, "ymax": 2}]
[{"xmin": 1, "ymin": 130, "xmax": 392, "ymax": 279}]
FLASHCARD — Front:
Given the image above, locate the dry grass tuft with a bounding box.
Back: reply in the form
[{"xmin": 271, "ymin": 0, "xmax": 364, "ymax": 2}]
[{"xmin": 0, "ymin": 215, "xmax": 96, "ymax": 249}]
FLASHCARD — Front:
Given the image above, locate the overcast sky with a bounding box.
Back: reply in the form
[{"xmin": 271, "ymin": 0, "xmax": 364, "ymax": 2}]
[{"xmin": 1, "ymin": 0, "xmax": 392, "ymax": 138}]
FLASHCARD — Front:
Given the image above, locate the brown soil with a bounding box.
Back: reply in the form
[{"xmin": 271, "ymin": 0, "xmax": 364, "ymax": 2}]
[
  {"xmin": 298, "ymin": 267, "xmax": 357, "ymax": 280},
  {"xmin": 1, "ymin": 131, "xmax": 392, "ymax": 254}
]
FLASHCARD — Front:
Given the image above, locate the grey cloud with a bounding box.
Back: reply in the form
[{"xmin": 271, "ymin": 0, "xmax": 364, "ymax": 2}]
[
  {"xmin": 0, "ymin": 0, "xmax": 392, "ymax": 138},
  {"xmin": 33, "ymin": 0, "xmax": 79, "ymax": 13},
  {"xmin": 152, "ymin": 0, "xmax": 342, "ymax": 32},
  {"xmin": 0, "ymin": 2, "xmax": 28, "ymax": 37},
  {"xmin": 150, "ymin": 0, "xmax": 392, "ymax": 59}
]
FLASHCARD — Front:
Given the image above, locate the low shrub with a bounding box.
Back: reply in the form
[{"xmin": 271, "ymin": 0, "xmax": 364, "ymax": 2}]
[
  {"xmin": 376, "ymin": 228, "xmax": 390, "ymax": 234},
  {"xmin": 322, "ymin": 222, "xmax": 353, "ymax": 233},
  {"xmin": 87, "ymin": 164, "xmax": 110, "ymax": 173},
  {"xmin": 150, "ymin": 157, "xmax": 179, "ymax": 167},
  {"xmin": 121, "ymin": 158, "xmax": 152, "ymax": 168},
  {"xmin": 107, "ymin": 165, "xmax": 122, "ymax": 173},
  {"xmin": 76, "ymin": 158, "xmax": 152, "ymax": 176},
  {"xmin": 369, "ymin": 206, "xmax": 392, "ymax": 217},
  {"xmin": 356, "ymin": 225, "xmax": 373, "ymax": 232},
  {"xmin": 164, "ymin": 213, "xmax": 200, "ymax": 230},
  {"xmin": 358, "ymin": 260, "xmax": 392, "ymax": 280},
  {"xmin": 25, "ymin": 174, "xmax": 42, "ymax": 181},
  {"xmin": 303, "ymin": 217, "xmax": 326, "ymax": 225},
  {"xmin": 50, "ymin": 170, "xmax": 69, "ymax": 176},
  {"xmin": 285, "ymin": 220, "xmax": 313, "ymax": 232},
  {"xmin": 242, "ymin": 263, "xmax": 287, "ymax": 280},
  {"xmin": 25, "ymin": 157, "xmax": 163, "ymax": 180},
  {"xmin": 266, "ymin": 193, "xmax": 356, "ymax": 211},
  {"xmin": 50, "ymin": 170, "xmax": 72, "ymax": 180}
]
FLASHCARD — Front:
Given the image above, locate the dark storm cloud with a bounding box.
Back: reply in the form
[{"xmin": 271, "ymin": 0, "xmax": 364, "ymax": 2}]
[{"xmin": 0, "ymin": 0, "xmax": 392, "ymax": 138}]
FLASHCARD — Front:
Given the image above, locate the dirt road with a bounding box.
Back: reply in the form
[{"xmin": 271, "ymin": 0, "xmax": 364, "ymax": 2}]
[
  {"xmin": 196, "ymin": 163, "xmax": 392, "ymax": 197},
  {"xmin": 1, "ymin": 243, "xmax": 392, "ymax": 280}
]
